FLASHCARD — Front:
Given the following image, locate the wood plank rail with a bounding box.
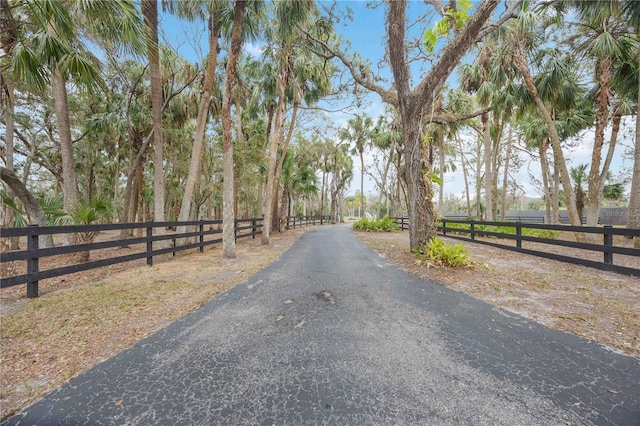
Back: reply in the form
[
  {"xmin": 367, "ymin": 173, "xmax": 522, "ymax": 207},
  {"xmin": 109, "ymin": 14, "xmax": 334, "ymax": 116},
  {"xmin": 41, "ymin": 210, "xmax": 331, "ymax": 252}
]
[
  {"xmin": 393, "ymin": 217, "xmax": 640, "ymax": 276},
  {"xmin": 1, "ymin": 216, "xmax": 331, "ymax": 298}
]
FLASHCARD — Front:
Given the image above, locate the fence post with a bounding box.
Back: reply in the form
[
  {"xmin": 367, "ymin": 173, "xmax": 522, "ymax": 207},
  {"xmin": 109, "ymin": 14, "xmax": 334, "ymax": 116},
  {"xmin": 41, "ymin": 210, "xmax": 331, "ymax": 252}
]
[
  {"xmin": 470, "ymin": 222, "xmax": 475, "ymax": 241},
  {"xmin": 603, "ymin": 225, "xmax": 613, "ymax": 264},
  {"xmin": 146, "ymin": 221, "xmax": 153, "ymax": 266},
  {"xmin": 252, "ymin": 218, "xmax": 256, "ymax": 239},
  {"xmin": 199, "ymin": 220, "xmax": 205, "ymax": 252},
  {"xmin": 516, "ymin": 225, "xmax": 522, "ymax": 249},
  {"xmin": 27, "ymin": 224, "xmax": 39, "ymax": 298},
  {"xmin": 442, "ymin": 219, "xmax": 447, "ymax": 236}
]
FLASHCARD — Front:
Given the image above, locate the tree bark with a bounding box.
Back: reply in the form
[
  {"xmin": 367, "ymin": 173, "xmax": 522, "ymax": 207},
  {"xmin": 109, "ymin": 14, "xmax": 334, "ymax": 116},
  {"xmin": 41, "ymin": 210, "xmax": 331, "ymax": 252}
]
[
  {"xmin": 387, "ymin": 0, "xmax": 499, "ymax": 248},
  {"xmin": 262, "ymin": 46, "xmax": 290, "ymax": 245},
  {"xmin": 142, "ymin": 0, "xmax": 166, "ymax": 245},
  {"xmin": 585, "ymin": 55, "xmax": 612, "ymax": 227},
  {"xmin": 52, "ymin": 71, "xmax": 80, "ymax": 214},
  {"xmin": 481, "ymin": 111, "xmax": 493, "ymax": 220},
  {"xmin": 512, "ymin": 49, "xmax": 582, "ymax": 231},
  {"xmin": 273, "ymin": 101, "xmax": 299, "ymax": 230},
  {"xmin": 456, "ymin": 136, "xmax": 472, "ymax": 216},
  {"xmin": 538, "ymin": 140, "xmax": 552, "ymax": 224},
  {"xmin": 627, "ymin": 64, "xmax": 640, "ymax": 248},
  {"xmin": 2, "ymin": 80, "xmax": 19, "ymax": 249},
  {"xmin": 500, "ymin": 124, "xmax": 513, "ymax": 220},
  {"xmin": 586, "ymin": 110, "xmax": 621, "ymax": 226},
  {"xmin": 221, "ymin": 0, "xmax": 247, "ymax": 258},
  {"xmin": 177, "ymin": 14, "xmax": 222, "ymax": 232}
]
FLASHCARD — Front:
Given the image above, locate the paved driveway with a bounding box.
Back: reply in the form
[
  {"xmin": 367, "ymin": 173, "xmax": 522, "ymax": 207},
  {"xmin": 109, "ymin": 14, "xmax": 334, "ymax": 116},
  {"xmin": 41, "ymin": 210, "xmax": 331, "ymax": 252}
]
[{"xmin": 4, "ymin": 225, "xmax": 639, "ymax": 425}]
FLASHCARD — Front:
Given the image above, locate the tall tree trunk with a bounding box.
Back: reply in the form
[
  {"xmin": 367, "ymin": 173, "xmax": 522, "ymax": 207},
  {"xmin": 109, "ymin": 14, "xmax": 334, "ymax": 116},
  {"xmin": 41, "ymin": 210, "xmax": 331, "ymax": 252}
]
[
  {"xmin": 587, "ymin": 110, "xmax": 621, "ymax": 226},
  {"xmin": 475, "ymin": 134, "xmax": 483, "ymax": 218},
  {"xmin": 482, "ymin": 112, "xmax": 493, "ymax": 221},
  {"xmin": 585, "ymin": 55, "xmax": 613, "ymax": 227},
  {"xmin": 221, "ymin": 0, "xmax": 246, "ymax": 258},
  {"xmin": 491, "ymin": 118, "xmax": 503, "ymax": 220},
  {"xmin": 119, "ymin": 131, "xmax": 150, "ymax": 239},
  {"xmin": 320, "ymin": 157, "xmax": 327, "ymax": 216},
  {"xmin": 142, "ymin": 0, "xmax": 166, "ymax": 246},
  {"xmin": 378, "ymin": 137, "xmax": 397, "ymax": 219},
  {"xmin": 177, "ymin": 14, "xmax": 222, "ymax": 233},
  {"xmin": 539, "ymin": 140, "xmax": 552, "ymax": 224},
  {"xmin": 512, "ymin": 50, "xmax": 582, "ymax": 231},
  {"xmin": 359, "ymin": 149, "xmax": 365, "ymax": 217},
  {"xmin": 457, "ymin": 136, "xmax": 472, "ymax": 217},
  {"xmin": 52, "ymin": 71, "xmax": 80, "ymax": 214},
  {"xmin": 262, "ymin": 48, "xmax": 290, "ymax": 245},
  {"xmin": 627, "ymin": 64, "xmax": 640, "ymax": 248},
  {"xmin": 385, "ymin": 0, "xmax": 499, "ymax": 247},
  {"xmin": 273, "ymin": 101, "xmax": 299, "ymax": 230},
  {"xmin": 2, "ymin": 81, "xmax": 19, "ymax": 249},
  {"xmin": 500, "ymin": 125, "xmax": 513, "ymax": 221},
  {"xmin": 552, "ymin": 163, "xmax": 560, "ymax": 224},
  {"xmin": 400, "ymin": 114, "xmax": 435, "ymax": 247},
  {"xmin": 437, "ymin": 128, "xmax": 445, "ymax": 214}
]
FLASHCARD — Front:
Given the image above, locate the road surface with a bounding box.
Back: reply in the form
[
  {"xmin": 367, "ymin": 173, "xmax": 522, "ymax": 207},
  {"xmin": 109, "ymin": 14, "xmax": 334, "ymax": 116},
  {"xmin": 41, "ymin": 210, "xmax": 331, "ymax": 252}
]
[{"xmin": 4, "ymin": 224, "xmax": 639, "ymax": 425}]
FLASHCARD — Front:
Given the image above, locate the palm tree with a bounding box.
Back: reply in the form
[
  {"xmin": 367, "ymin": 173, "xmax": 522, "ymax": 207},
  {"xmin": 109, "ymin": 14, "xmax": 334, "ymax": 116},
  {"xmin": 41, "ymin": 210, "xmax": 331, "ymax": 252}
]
[
  {"xmin": 221, "ymin": 0, "xmax": 249, "ymax": 258},
  {"xmin": 621, "ymin": 0, "xmax": 640, "ymax": 247},
  {"xmin": 340, "ymin": 114, "xmax": 374, "ymax": 218},
  {"xmin": 553, "ymin": 0, "xmax": 638, "ymax": 227},
  {"xmin": 602, "ymin": 182, "xmax": 625, "ymax": 205},
  {"xmin": 141, "ymin": 0, "xmax": 168, "ymax": 247},
  {"xmin": 371, "ymin": 107, "xmax": 402, "ymax": 219},
  {"xmin": 261, "ymin": 0, "xmax": 316, "ymax": 245},
  {"xmin": 329, "ymin": 142, "xmax": 353, "ymax": 223},
  {"xmin": 8, "ymin": 1, "xmax": 143, "ymax": 247},
  {"xmin": 71, "ymin": 197, "xmax": 112, "ymax": 261},
  {"xmin": 506, "ymin": 6, "xmax": 583, "ymax": 230},
  {"xmin": 172, "ymin": 1, "xmax": 228, "ymax": 229}
]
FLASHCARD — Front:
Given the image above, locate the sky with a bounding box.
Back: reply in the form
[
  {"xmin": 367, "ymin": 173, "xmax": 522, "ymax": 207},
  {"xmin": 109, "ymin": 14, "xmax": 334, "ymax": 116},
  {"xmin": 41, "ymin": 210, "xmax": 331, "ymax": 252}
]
[{"xmin": 160, "ymin": 1, "xmax": 635, "ymax": 206}]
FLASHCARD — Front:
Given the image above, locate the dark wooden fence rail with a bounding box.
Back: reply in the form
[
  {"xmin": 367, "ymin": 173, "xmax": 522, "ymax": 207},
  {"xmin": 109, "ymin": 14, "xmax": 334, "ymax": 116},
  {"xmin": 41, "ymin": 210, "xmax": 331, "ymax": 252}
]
[
  {"xmin": 1, "ymin": 215, "xmax": 330, "ymax": 298},
  {"xmin": 286, "ymin": 215, "xmax": 330, "ymax": 229},
  {"xmin": 393, "ymin": 217, "xmax": 640, "ymax": 276}
]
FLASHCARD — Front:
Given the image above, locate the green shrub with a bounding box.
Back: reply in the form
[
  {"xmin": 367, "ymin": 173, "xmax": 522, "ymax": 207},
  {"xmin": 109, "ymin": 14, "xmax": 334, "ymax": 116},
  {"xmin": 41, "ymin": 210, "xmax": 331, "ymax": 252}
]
[
  {"xmin": 352, "ymin": 216, "xmax": 399, "ymax": 232},
  {"xmin": 424, "ymin": 237, "xmax": 471, "ymax": 267}
]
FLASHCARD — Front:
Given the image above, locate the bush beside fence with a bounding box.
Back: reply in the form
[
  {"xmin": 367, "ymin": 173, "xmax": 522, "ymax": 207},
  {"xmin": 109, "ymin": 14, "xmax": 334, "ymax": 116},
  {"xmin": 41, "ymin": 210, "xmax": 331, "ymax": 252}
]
[{"xmin": 393, "ymin": 217, "xmax": 640, "ymax": 276}]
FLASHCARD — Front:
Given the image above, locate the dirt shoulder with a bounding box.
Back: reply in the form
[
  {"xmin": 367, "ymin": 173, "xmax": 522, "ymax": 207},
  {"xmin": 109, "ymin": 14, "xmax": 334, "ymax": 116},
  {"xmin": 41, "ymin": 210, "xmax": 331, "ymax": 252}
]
[
  {"xmin": 0, "ymin": 229, "xmax": 305, "ymax": 420},
  {"xmin": 355, "ymin": 230, "xmax": 640, "ymax": 359}
]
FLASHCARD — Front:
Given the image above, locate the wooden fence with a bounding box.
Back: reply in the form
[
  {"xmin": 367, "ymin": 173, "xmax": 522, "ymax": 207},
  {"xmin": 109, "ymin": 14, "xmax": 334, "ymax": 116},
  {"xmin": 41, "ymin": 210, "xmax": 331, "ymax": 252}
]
[
  {"xmin": 1, "ymin": 215, "xmax": 331, "ymax": 298},
  {"xmin": 393, "ymin": 217, "xmax": 640, "ymax": 276}
]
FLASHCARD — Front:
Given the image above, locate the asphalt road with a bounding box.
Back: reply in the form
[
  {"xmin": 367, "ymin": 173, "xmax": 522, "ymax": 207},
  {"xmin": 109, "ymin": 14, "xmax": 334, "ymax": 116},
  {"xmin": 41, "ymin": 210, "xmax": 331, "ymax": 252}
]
[{"xmin": 4, "ymin": 224, "xmax": 639, "ymax": 425}]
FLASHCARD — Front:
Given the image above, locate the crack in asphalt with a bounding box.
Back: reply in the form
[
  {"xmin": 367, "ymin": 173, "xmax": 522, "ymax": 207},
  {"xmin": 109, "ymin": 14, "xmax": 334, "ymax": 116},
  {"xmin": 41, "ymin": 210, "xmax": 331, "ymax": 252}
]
[{"xmin": 3, "ymin": 225, "xmax": 639, "ymax": 425}]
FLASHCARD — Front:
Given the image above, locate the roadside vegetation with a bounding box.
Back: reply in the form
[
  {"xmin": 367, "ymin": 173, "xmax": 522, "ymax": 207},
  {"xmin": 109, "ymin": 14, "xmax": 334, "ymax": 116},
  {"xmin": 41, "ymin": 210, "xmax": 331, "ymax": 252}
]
[
  {"xmin": 412, "ymin": 237, "xmax": 472, "ymax": 268},
  {"xmin": 352, "ymin": 217, "xmax": 399, "ymax": 232},
  {"xmin": 443, "ymin": 221, "xmax": 561, "ymax": 240}
]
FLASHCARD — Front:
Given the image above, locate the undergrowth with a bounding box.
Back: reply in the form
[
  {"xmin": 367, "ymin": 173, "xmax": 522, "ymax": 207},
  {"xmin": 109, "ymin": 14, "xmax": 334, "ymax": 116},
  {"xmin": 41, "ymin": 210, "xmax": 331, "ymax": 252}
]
[
  {"xmin": 413, "ymin": 237, "xmax": 471, "ymax": 267},
  {"xmin": 352, "ymin": 217, "xmax": 399, "ymax": 232}
]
